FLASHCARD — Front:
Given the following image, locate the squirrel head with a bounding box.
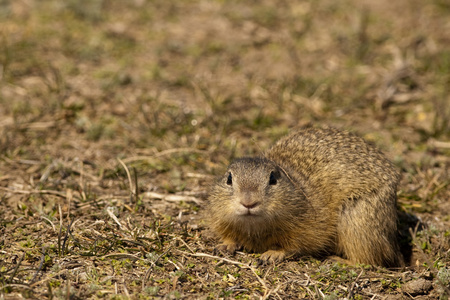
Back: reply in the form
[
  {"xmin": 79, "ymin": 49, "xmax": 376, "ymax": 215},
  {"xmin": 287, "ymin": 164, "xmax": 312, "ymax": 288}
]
[{"xmin": 209, "ymin": 157, "xmax": 303, "ymax": 221}]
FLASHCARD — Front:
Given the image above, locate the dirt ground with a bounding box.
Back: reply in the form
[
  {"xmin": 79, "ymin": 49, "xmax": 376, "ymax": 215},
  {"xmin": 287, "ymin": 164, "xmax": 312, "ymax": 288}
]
[{"xmin": 0, "ymin": 0, "xmax": 449, "ymax": 299}]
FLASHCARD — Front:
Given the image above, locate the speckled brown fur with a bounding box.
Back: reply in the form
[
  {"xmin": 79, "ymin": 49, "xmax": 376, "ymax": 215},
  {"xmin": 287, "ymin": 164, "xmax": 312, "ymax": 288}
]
[{"xmin": 208, "ymin": 126, "xmax": 404, "ymax": 267}]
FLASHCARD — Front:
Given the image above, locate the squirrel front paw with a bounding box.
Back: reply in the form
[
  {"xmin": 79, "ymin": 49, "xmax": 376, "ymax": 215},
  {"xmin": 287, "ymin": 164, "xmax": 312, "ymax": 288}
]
[
  {"xmin": 215, "ymin": 240, "xmax": 242, "ymax": 254},
  {"xmin": 259, "ymin": 250, "xmax": 286, "ymax": 264}
]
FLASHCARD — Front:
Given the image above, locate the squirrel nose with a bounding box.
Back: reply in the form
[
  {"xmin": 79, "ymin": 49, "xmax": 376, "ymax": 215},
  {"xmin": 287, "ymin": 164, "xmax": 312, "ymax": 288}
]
[
  {"xmin": 241, "ymin": 201, "xmax": 259, "ymax": 209},
  {"xmin": 240, "ymin": 192, "xmax": 259, "ymax": 209}
]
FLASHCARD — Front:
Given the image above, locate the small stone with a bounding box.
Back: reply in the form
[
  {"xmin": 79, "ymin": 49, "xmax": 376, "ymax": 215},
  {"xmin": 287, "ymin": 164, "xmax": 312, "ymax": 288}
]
[{"xmin": 401, "ymin": 278, "xmax": 432, "ymax": 296}]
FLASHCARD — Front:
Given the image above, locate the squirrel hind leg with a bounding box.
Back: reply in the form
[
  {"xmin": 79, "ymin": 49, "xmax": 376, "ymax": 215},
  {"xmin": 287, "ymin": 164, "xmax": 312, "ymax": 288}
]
[{"xmin": 336, "ymin": 194, "xmax": 404, "ymax": 268}]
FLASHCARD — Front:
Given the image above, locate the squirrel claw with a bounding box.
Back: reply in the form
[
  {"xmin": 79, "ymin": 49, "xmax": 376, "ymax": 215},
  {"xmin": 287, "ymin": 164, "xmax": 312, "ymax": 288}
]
[{"xmin": 256, "ymin": 258, "xmax": 268, "ymax": 267}]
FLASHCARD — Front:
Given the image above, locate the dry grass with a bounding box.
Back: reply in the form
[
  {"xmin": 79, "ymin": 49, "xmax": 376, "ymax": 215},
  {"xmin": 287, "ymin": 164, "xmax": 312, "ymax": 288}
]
[{"xmin": 0, "ymin": 0, "xmax": 449, "ymax": 299}]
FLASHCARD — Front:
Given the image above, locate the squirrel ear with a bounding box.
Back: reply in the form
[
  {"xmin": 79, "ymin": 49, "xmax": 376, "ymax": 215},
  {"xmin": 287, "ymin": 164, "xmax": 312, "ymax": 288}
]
[{"xmin": 226, "ymin": 172, "xmax": 233, "ymax": 185}]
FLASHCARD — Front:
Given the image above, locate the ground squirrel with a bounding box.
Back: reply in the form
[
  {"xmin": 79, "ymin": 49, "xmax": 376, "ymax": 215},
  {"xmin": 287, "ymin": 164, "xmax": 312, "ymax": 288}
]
[{"xmin": 208, "ymin": 126, "xmax": 404, "ymax": 267}]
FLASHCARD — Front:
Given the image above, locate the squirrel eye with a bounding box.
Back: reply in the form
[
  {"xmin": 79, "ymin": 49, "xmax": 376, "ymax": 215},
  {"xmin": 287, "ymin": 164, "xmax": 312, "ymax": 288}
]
[
  {"xmin": 226, "ymin": 173, "xmax": 232, "ymax": 185},
  {"xmin": 269, "ymin": 171, "xmax": 277, "ymax": 185}
]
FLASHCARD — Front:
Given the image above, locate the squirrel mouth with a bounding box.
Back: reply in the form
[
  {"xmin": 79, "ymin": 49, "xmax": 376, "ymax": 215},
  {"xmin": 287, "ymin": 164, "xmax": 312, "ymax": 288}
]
[{"xmin": 239, "ymin": 208, "xmax": 259, "ymax": 216}]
